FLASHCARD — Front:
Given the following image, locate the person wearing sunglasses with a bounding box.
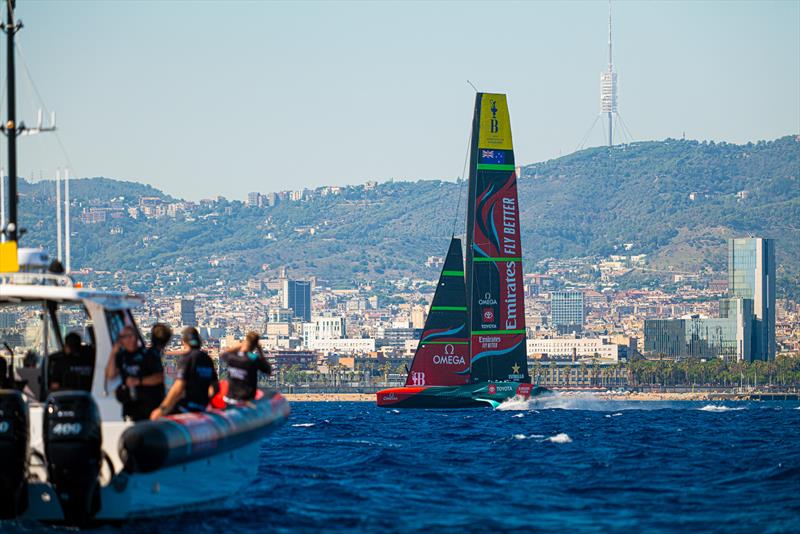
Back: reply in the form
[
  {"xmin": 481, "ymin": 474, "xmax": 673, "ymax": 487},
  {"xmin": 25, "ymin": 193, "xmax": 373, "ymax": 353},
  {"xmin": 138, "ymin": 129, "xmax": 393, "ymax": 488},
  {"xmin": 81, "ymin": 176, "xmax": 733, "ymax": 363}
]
[{"xmin": 105, "ymin": 326, "xmax": 165, "ymax": 422}]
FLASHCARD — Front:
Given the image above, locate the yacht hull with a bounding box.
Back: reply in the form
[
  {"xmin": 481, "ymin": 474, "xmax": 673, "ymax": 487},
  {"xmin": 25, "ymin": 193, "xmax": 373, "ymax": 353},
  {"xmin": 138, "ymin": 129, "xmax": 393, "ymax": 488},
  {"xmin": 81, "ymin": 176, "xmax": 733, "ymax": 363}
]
[{"xmin": 376, "ymin": 382, "xmax": 549, "ymax": 409}]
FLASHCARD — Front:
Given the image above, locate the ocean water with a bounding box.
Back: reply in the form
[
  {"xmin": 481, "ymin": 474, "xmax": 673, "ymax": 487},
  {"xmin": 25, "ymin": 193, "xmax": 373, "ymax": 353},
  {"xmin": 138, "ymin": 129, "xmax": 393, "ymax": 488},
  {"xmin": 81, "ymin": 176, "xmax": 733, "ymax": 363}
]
[{"xmin": 16, "ymin": 396, "xmax": 800, "ymax": 533}]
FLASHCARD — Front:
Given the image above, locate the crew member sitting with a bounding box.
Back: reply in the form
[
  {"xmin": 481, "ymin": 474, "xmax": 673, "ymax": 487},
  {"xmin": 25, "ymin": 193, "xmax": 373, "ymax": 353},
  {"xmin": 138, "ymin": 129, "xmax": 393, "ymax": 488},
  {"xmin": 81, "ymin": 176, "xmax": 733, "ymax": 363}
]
[
  {"xmin": 150, "ymin": 327, "xmax": 218, "ymax": 420},
  {"xmin": 47, "ymin": 332, "xmax": 94, "ymax": 393},
  {"xmin": 221, "ymin": 331, "xmax": 272, "ymax": 402},
  {"xmin": 106, "ymin": 326, "xmax": 165, "ymax": 422}
]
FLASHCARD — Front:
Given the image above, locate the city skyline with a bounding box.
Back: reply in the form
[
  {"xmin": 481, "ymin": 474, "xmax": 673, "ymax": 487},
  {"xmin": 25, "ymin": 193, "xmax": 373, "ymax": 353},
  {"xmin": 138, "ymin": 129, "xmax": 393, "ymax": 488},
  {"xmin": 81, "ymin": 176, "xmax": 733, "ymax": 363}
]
[{"xmin": 11, "ymin": 1, "xmax": 800, "ymax": 200}]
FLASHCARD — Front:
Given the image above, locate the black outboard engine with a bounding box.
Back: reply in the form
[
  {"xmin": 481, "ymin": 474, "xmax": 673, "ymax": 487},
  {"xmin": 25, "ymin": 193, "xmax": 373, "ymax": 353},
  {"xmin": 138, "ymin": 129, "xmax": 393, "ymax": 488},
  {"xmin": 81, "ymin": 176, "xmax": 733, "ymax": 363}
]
[
  {"xmin": 0, "ymin": 390, "xmax": 29, "ymax": 519},
  {"xmin": 44, "ymin": 391, "xmax": 102, "ymax": 525}
]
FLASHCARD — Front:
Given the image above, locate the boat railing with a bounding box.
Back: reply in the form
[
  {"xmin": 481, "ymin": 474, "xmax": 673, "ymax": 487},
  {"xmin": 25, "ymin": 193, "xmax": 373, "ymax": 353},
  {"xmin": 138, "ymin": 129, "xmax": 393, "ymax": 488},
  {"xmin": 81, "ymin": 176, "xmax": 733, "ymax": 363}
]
[{"xmin": 0, "ymin": 271, "xmax": 76, "ymax": 287}]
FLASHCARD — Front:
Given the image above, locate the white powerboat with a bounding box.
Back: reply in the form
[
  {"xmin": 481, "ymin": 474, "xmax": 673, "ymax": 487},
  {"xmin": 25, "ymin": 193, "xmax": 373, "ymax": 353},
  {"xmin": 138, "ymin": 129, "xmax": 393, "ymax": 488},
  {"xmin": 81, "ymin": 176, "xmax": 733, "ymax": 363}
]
[
  {"xmin": 0, "ymin": 259, "xmax": 289, "ymax": 525},
  {"xmin": 0, "ymin": 3, "xmax": 289, "ymax": 525}
]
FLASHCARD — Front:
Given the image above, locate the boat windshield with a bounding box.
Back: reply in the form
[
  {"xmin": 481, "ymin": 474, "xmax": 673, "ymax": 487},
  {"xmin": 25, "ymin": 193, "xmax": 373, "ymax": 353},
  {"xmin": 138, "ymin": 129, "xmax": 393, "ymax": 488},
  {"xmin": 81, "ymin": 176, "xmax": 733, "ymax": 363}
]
[{"xmin": 0, "ymin": 300, "xmax": 92, "ymax": 373}]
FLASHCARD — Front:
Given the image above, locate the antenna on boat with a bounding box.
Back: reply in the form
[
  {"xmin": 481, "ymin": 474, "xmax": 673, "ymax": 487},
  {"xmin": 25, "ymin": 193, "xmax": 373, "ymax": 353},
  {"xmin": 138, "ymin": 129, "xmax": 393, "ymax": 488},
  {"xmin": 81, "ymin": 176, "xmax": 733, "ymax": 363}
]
[
  {"xmin": 0, "ymin": 0, "xmax": 56, "ymax": 246},
  {"xmin": 0, "ymin": 166, "xmax": 4, "ymax": 242},
  {"xmin": 64, "ymin": 167, "xmax": 70, "ymax": 273},
  {"xmin": 55, "ymin": 168, "xmax": 62, "ymax": 262}
]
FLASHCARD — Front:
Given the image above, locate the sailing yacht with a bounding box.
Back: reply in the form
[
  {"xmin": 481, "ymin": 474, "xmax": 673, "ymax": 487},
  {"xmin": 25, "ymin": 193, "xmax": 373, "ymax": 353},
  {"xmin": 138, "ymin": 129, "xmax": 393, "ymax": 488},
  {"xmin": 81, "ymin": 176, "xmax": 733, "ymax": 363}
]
[{"xmin": 377, "ymin": 93, "xmax": 548, "ymax": 408}]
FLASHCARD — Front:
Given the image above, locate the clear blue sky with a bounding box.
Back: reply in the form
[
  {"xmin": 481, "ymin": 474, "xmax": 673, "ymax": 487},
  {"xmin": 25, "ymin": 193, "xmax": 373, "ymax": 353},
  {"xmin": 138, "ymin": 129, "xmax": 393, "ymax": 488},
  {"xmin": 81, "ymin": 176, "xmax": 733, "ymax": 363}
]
[{"xmin": 10, "ymin": 0, "xmax": 800, "ymax": 200}]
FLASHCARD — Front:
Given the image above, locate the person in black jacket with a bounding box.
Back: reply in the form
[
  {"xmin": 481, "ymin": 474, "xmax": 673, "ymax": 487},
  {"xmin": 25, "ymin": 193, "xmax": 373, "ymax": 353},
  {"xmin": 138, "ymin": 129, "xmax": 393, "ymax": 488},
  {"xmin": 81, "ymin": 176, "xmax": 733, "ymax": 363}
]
[
  {"xmin": 47, "ymin": 332, "xmax": 94, "ymax": 393},
  {"xmin": 150, "ymin": 327, "xmax": 218, "ymax": 419},
  {"xmin": 221, "ymin": 331, "xmax": 272, "ymax": 402},
  {"xmin": 106, "ymin": 326, "xmax": 164, "ymax": 421}
]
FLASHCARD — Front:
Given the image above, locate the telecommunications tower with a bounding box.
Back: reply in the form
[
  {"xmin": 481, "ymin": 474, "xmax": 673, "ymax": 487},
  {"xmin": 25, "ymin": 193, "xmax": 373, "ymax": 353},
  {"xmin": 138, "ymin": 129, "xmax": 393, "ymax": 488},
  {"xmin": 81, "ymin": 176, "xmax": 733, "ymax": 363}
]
[
  {"xmin": 577, "ymin": 0, "xmax": 632, "ymax": 150},
  {"xmin": 600, "ymin": 0, "xmax": 617, "ymax": 146}
]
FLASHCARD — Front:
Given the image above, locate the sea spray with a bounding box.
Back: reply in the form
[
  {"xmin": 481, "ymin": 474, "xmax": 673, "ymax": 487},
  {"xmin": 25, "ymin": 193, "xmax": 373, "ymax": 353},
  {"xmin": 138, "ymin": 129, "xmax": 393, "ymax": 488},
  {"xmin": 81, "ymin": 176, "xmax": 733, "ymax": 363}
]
[
  {"xmin": 511, "ymin": 434, "xmax": 545, "ymax": 440},
  {"xmin": 496, "ymin": 395, "xmax": 536, "ymax": 411},
  {"xmin": 697, "ymin": 405, "xmax": 747, "ymax": 412},
  {"xmin": 546, "ymin": 433, "xmax": 572, "ymax": 443},
  {"xmin": 498, "ymin": 391, "xmax": 683, "ymax": 411}
]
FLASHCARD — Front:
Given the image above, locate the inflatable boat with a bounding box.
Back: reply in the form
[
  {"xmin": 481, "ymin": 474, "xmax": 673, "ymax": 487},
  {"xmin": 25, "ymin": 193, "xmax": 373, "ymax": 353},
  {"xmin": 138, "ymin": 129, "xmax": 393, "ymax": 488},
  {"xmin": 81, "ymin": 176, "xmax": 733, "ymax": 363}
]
[{"xmin": 0, "ymin": 267, "xmax": 289, "ymax": 525}]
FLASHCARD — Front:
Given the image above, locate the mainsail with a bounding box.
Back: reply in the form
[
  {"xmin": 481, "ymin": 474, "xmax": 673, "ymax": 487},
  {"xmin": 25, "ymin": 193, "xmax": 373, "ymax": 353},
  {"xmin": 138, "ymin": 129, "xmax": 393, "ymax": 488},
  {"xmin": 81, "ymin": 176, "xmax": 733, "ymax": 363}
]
[
  {"xmin": 465, "ymin": 93, "xmax": 529, "ymax": 383},
  {"xmin": 405, "ymin": 237, "xmax": 470, "ymax": 387}
]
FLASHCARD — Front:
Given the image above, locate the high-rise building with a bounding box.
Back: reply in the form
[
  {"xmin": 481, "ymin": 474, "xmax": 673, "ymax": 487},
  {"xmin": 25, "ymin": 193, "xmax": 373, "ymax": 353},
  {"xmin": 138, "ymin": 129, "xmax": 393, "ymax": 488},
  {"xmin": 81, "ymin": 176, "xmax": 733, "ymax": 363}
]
[
  {"xmin": 728, "ymin": 238, "xmax": 775, "ymax": 360},
  {"xmin": 282, "ymin": 279, "xmax": 312, "ymax": 322},
  {"xmin": 551, "ymin": 291, "xmax": 585, "ymax": 334},
  {"xmin": 643, "ymin": 237, "xmax": 775, "ymax": 362},
  {"xmin": 246, "ymin": 192, "xmax": 261, "ymax": 207},
  {"xmin": 178, "ymin": 298, "xmax": 197, "ymax": 327}
]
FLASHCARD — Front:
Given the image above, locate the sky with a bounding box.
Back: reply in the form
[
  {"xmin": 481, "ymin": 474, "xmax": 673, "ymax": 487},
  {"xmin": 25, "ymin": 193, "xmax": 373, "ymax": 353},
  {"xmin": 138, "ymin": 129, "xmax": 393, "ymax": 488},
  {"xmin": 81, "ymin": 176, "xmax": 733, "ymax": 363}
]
[{"xmin": 8, "ymin": 0, "xmax": 800, "ymax": 200}]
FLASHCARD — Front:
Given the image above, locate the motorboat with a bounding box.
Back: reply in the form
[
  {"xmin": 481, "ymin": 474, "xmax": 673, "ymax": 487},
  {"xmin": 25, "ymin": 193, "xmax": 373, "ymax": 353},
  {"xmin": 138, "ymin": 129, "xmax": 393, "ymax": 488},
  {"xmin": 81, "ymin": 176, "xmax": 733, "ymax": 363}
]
[{"xmin": 0, "ymin": 259, "xmax": 289, "ymax": 524}]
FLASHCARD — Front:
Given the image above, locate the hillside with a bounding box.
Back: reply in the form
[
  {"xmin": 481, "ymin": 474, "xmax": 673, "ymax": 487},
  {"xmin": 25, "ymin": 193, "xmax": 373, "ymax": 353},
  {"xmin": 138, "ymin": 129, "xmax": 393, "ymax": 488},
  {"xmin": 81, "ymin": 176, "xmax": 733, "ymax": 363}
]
[{"xmin": 15, "ymin": 136, "xmax": 800, "ymax": 297}]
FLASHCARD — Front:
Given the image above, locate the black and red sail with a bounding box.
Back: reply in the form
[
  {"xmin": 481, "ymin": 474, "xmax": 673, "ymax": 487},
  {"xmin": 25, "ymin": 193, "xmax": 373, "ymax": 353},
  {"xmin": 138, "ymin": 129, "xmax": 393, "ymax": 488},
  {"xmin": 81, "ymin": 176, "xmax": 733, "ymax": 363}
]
[
  {"xmin": 465, "ymin": 93, "xmax": 529, "ymax": 384},
  {"xmin": 405, "ymin": 237, "xmax": 470, "ymax": 386}
]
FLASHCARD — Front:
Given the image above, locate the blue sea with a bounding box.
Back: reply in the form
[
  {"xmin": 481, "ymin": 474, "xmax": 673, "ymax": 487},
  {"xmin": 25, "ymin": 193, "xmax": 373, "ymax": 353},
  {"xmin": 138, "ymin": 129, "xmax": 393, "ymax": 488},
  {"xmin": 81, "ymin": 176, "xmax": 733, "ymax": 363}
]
[{"xmin": 19, "ymin": 396, "xmax": 800, "ymax": 533}]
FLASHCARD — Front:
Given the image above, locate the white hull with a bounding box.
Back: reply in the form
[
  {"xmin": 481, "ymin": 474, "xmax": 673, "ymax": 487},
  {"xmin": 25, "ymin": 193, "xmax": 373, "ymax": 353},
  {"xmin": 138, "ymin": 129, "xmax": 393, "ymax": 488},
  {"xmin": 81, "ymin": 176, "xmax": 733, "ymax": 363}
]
[{"xmin": 22, "ymin": 430, "xmax": 261, "ymax": 522}]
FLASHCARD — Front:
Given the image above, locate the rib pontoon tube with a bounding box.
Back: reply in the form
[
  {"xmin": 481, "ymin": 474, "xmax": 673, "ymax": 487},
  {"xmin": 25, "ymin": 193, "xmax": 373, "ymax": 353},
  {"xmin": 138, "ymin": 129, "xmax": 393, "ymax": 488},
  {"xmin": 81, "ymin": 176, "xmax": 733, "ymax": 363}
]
[{"xmin": 119, "ymin": 389, "xmax": 289, "ymax": 474}]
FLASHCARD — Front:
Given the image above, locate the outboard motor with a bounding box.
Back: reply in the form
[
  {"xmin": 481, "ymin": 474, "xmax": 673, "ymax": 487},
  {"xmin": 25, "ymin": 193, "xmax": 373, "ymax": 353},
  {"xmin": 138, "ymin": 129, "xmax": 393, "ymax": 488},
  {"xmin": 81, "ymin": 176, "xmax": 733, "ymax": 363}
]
[
  {"xmin": 0, "ymin": 390, "xmax": 29, "ymax": 518},
  {"xmin": 44, "ymin": 391, "xmax": 102, "ymax": 525}
]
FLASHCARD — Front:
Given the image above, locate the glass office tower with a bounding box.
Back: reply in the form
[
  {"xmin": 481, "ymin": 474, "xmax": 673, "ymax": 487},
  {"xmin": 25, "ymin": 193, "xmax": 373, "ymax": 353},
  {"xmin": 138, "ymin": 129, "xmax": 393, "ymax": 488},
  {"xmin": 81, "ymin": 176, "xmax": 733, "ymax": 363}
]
[
  {"xmin": 728, "ymin": 238, "xmax": 775, "ymax": 360},
  {"xmin": 282, "ymin": 279, "xmax": 312, "ymax": 322}
]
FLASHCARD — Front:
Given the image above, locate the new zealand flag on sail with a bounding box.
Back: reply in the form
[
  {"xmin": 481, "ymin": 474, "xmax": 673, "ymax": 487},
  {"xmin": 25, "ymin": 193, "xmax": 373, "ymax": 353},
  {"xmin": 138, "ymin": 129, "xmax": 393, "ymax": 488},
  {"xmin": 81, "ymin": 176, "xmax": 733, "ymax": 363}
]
[{"xmin": 479, "ymin": 149, "xmax": 507, "ymax": 165}]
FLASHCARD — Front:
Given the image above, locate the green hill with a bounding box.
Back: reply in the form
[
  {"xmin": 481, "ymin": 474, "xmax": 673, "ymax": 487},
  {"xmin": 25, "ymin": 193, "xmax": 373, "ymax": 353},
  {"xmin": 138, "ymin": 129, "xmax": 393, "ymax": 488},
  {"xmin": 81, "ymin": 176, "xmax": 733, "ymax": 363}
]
[{"xmin": 15, "ymin": 135, "xmax": 800, "ymax": 297}]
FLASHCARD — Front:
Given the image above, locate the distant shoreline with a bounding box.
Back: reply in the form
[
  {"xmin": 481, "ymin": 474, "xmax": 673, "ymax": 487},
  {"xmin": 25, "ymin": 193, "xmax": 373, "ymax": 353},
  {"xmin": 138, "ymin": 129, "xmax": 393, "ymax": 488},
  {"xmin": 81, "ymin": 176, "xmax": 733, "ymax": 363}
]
[
  {"xmin": 282, "ymin": 391, "xmax": 799, "ymax": 403},
  {"xmin": 284, "ymin": 393, "xmax": 375, "ymax": 402}
]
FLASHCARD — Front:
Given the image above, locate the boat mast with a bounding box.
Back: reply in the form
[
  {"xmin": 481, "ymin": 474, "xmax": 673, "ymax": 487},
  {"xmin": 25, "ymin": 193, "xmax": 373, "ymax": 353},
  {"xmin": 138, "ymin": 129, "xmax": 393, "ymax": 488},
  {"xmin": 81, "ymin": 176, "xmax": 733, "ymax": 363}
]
[
  {"xmin": 2, "ymin": 0, "xmax": 19, "ymax": 243},
  {"xmin": 464, "ymin": 93, "xmax": 481, "ymax": 381}
]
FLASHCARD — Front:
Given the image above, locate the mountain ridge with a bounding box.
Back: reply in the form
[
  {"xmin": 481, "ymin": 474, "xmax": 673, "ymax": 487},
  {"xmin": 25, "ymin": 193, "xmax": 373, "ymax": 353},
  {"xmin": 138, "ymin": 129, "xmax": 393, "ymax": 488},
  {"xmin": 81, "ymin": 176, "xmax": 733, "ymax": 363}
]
[{"xmin": 15, "ymin": 135, "xmax": 800, "ymax": 297}]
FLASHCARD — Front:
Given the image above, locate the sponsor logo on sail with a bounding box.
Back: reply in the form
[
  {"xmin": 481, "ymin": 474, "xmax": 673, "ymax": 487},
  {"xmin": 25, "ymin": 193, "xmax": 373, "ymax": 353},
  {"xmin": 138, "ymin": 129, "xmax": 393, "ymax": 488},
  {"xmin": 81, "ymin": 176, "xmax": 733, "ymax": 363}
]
[
  {"xmin": 508, "ymin": 362, "xmax": 523, "ymax": 380},
  {"xmin": 479, "ymin": 293, "xmax": 497, "ymax": 327},
  {"xmin": 479, "ymin": 292, "xmax": 497, "ymax": 306},
  {"xmin": 516, "ymin": 383, "xmax": 533, "ymax": 397},
  {"xmin": 410, "ymin": 371, "xmax": 426, "ymax": 386},
  {"xmin": 505, "ymin": 261, "xmax": 518, "ymax": 330},
  {"xmin": 477, "ymin": 335, "xmax": 500, "ymax": 349},
  {"xmin": 432, "ymin": 344, "xmax": 466, "ymax": 366},
  {"xmin": 478, "ymin": 94, "xmax": 512, "ymax": 150}
]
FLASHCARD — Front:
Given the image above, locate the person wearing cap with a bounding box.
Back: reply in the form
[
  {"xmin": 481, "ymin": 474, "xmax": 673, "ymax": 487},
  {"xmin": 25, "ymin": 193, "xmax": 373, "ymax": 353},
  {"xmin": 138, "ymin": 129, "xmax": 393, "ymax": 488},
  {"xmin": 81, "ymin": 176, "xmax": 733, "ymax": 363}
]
[
  {"xmin": 150, "ymin": 327, "xmax": 218, "ymax": 419},
  {"xmin": 106, "ymin": 326, "xmax": 165, "ymax": 422},
  {"xmin": 220, "ymin": 331, "xmax": 272, "ymax": 402}
]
